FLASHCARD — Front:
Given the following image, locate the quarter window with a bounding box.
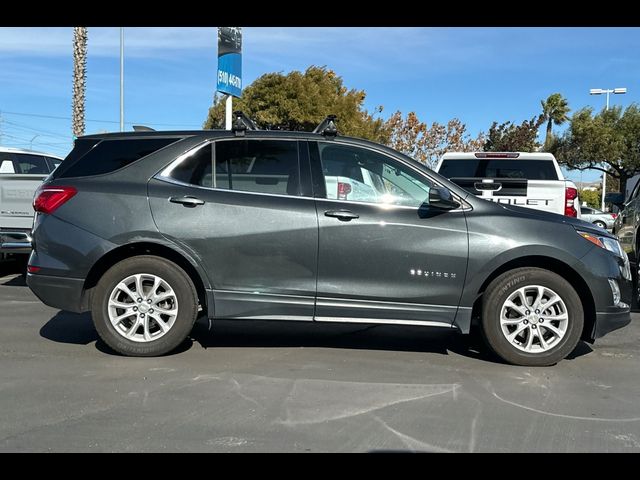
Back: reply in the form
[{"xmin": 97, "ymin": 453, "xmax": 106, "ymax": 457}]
[
  {"xmin": 168, "ymin": 143, "xmax": 213, "ymax": 187},
  {"xmin": 318, "ymin": 143, "xmax": 433, "ymax": 207}
]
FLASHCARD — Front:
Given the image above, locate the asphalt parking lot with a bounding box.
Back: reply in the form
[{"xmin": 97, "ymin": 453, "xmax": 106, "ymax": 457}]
[{"xmin": 2, "ymin": 258, "xmax": 640, "ymax": 452}]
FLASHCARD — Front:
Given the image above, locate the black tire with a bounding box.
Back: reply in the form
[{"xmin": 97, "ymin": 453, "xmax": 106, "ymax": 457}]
[
  {"xmin": 593, "ymin": 221, "xmax": 607, "ymax": 229},
  {"xmin": 633, "ymin": 261, "xmax": 640, "ymax": 310},
  {"xmin": 481, "ymin": 267, "xmax": 584, "ymax": 366},
  {"xmin": 91, "ymin": 255, "xmax": 198, "ymax": 357}
]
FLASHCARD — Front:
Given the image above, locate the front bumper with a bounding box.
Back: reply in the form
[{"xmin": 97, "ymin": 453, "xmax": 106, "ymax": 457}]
[
  {"xmin": 594, "ymin": 308, "xmax": 632, "ymax": 339},
  {"xmin": 0, "ymin": 230, "xmax": 32, "ymax": 254},
  {"xmin": 26, "ymin": 273, "xmax": 85, "ymax": 313},
  {"xmin": 579, "ymin": 244, "xmax": 632, "ymax": 342}
]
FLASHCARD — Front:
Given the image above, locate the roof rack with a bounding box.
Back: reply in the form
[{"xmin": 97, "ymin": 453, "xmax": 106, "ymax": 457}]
[
  {"xmin": 313, "ymin": 115, "xmax": 338, "ymax": 138},
  {"xmin": 232, "ymin": 111, "xmax": 259, "ymax": 136},
  {"xmin": 132, "ymin": 125, "xmax": 156, "ymax": 132}
]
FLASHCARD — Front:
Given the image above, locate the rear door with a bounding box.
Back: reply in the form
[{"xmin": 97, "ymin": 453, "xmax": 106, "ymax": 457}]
[
  {"xmin": 0, "ymin": 152, "xmax": 49, "ymax": 229},
  {"xmin": 438, "ymin": 156, "xmax": 564, "ymax": 215},
  {"xmin": 148, "ymin": 138, "xmax": 319, "ymax": 321}
]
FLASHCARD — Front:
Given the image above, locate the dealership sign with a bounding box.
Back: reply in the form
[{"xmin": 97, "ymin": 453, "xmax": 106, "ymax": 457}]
[{"xmin": 217, "ymin": 27, "xmax": 242, "ymax": 97}]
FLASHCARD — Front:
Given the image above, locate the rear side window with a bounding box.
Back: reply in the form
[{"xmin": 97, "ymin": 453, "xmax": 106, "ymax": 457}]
[
  {"xmin": 215, "ymin": 140, "xmax": 300, "ymax": 195},
  {"xmin": 1, "ymin": 152, "xmax": 49, "ymax": 174},
  {"xmin": 55, "ymin": 138, "xmax": 179, "ymax": 178},
  {"xmin": 13, "ymin": 153, "xmax": 49, "ymax": 174},
  {"xmin": 161, "ymin": 140, "xmax": 301, "ymax": 196},
  {"xmin": 439, "ymin": 159, "xmax": 558, "ymax": 181}
]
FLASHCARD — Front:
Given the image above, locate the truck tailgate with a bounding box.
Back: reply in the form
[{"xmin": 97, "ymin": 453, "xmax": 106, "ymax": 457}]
[
  {"xmin": 450, "ymin": 177, "xmax": 567, "ymax": 216},
  {"xmin": 0, "ymin": 174, "xmax": 45, "ymax": 229}
]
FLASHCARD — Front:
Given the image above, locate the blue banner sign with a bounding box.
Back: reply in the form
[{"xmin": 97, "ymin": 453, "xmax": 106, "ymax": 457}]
[{"xmin": 217, "ymin": 27, "xmax": 242, "ymax": 98}]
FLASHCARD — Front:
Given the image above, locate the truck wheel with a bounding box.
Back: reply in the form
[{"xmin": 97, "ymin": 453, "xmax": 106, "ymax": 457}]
[
  {"xmin": 91, "ymin": 255, "xmax": 198, "ymax": 357},
  {"xmin": 481, "ymin": 267, "xmax": 583, "ymax": 366}
]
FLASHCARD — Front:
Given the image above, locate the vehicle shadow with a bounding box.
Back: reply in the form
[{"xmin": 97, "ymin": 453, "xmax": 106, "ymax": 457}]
[
  {"xmin": 190, "ymin": 318, "xmax": 504, "ymax": 364},
  {"xmin": 38, "ymin": 312, "xmax": 594, "ymax": 363},
  {"xmin": 39, "ymin": 310, "xmax": 194, "ymax": 355},
  {"xmin": 0, "ymin": 257, "xmax": 27, "ymax": 285}
]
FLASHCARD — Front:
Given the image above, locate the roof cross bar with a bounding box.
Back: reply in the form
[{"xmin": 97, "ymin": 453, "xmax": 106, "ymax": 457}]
[{"xmin": 313, "ymin": 115, "xmax": 338, "ymax": 137}]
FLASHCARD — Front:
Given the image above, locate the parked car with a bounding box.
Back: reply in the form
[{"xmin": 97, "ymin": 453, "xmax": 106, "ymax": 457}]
[
  {"xmin": 580, "ymin": 206, "xmax": 616, "ymax": 230},
  {"xmin": 435, "ymin": 152, "xmax": 581, "ymax": 218},
  {"xmin": 26, "ymin": 124, "xmax": 631, "ymax": 366},
  {"xmin": 0, "ymin": 147, "xmax": 62, "ymax": 260},
  {"xmin": 613, "ymin": 183, "xmax": 640, "ymax": 305}
]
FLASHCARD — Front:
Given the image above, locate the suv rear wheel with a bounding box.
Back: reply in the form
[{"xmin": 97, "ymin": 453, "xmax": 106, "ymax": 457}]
[
  {"xmin": 481, "ymin": 267, "xmax": 583, "ymax": 366},
  {"xmin": 91, "ymin": 255, "xmax": 198, "ymax": 356}
]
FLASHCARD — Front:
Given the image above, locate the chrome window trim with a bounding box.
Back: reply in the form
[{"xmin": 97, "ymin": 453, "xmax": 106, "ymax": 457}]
[{"xmin": 155, "ymin": 136, "xmax": 472, "ymax": 212}]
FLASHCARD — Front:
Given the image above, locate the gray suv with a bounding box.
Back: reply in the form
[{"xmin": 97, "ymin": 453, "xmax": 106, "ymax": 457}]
[{"xmin": 26, "ymin": 120, "xmax": 632, "ymax": 366}]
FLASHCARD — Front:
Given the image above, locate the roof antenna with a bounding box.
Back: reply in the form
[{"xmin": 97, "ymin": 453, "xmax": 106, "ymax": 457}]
[
  {"xmin": 313, "ymin": 115, "xmax": 338, "ymax": 138},
  {"xmin": 232, "ymin": 111, "xmax": 258, "ymax": 137},
  {"xmin": 132, "ymin": 125, "xmax": 155, "ymax": 132}
]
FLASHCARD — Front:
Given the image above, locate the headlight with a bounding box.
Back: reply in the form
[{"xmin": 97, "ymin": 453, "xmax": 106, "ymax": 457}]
[{"xmin": 577, "ymin": 230, "xmax": 625, "ymax": 257}]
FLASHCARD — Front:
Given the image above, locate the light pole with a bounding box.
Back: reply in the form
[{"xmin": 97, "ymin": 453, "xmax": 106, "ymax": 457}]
[
  {"xmin": 30, "ymin": 134, "xmax": 40, "ymax": 150},
  {"xmin": 120, "ymin": 27, "xmax": 124, "ymax": 132},
  {"xmin": 590, "ymin": 87, "xmax": 627, "ymax": 210}
]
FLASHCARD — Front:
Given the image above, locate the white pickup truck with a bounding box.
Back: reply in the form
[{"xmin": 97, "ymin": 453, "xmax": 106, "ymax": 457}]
[
  {"xmin": 435, "ymin": 152, "xmax": 581, "ymax": 218},
  {"xmin": 0, "ymin": 147, "xmax": 62, "ymax": 259}
]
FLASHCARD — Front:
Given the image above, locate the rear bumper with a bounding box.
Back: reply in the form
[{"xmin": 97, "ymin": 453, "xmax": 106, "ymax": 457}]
[
  {"xmin": 0, "ymin": 231, "xmax": 32, "ymax": 254},
  {"xmin": 26, "ymin": 273, "xmax": 85, "ymax": 313}
]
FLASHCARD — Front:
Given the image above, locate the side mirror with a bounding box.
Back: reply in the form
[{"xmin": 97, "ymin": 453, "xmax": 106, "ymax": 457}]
[
  {"xmin": 428, "ymin": 187, "xmax": 460, "ymax": 210},
  {"xmin": 605, "ymin": 192, "xmax": 625, "ymax": 209}
]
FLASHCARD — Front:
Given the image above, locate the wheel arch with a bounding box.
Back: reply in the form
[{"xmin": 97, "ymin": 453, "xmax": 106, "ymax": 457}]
[
  {"xmin": 469, "ymin": 255, "xmax": 596, "ymax": 343},
  {"xmin": 81, "ymin": 242, "xmax": 210, "ymax": 315}
]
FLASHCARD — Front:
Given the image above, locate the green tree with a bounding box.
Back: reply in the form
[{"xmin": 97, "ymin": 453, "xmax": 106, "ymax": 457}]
[
  {"xmin": 385, "ymin": 111, "xmax": 484, "ymax": 167},
  {"xmin": 578, "ymin": 188, "xmax": 601, "ymax": 209},
  {"xmin": 483, "ymin": 115, "xmax": 545, "ymax": 152},
  {"xmin": 204, "ymin": 66, "xmax": 388, "ymax": 142},
  {"xmin": 552, "ymin": 104, "xmax": 640, "ymax": 196},
  {"xmin": 72, "ymin": 27, "xmax": 88, "ymax": 138},
  {"xmin": 541, "ymin": 93, "xmax": 570, "ymax": 150}
]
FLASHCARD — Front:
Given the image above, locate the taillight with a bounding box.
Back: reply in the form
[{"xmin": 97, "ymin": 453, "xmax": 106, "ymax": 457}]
[
  {"xmin": 611, "ymin": 213, "xmax": 618, "ymax": 219},
  {"xmin": 565, "ymin": 187, "xmax": 578, "ymax": 217},
  {"xmin": 337, "ymin": 182, "xmax": 352, "ymax": 200},
  {"xmin": 33, "ymin": 185, "xmax": 77, "ymax": 214},
  {"xmin": 27, "ymin": 265, "xmax": 41, "ymax": 274}
]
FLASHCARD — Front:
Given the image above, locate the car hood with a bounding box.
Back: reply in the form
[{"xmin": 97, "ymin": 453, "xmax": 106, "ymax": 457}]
[{"xmin": 493, "ymin": 203, "xmax": 616, "ymax": 238}]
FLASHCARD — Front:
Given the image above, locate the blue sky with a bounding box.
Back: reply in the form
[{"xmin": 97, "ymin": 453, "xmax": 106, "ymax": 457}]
[{"xmin": 1, "ymin": 27, "xmax": 639, "ymax": 183}]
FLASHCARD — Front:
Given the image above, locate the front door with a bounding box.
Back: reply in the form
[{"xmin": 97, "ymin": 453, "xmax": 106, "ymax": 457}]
[
  {"xmin": 310, "ymin": 141, "xmax": 469, "ymax": 326},
  {"xmin": 148, "ymin": 138, "xmax": 318, "ymax": 321}
]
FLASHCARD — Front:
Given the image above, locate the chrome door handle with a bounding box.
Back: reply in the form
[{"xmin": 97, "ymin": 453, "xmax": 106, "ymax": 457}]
[
  {"xmin": 169, "ymin": 196, "xmax": 205, "ymax": 207},
  {"xmin": 324, "ymin": 210, "xmax": 359, "ymax": 221}
]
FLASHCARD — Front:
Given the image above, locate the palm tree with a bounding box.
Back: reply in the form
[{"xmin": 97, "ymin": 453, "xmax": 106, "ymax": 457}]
[
  {"xmin": 541, "ymin": 93, "xmax": 570, "ymax": 151},
  {"xmin": 72, "ymin": 27, "xmax": 88, "ymax": 139}
]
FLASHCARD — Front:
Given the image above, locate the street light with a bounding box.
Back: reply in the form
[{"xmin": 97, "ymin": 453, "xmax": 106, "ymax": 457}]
[
  {"xmin": 590, "ymin": 87, "xmax": 627, "ymax": 209},
  {"xmin": 590, "ymin": 87, "xmax": 627, "ymax": 111},
  {"xmin": 29, "ymin": 134, "xmax": 40, "ymax": 150}
]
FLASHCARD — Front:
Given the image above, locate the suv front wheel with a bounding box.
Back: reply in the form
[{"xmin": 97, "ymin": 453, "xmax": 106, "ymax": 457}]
[
  {"xmin": 481, "ymin": 267, "xmax": 583, "ymax": 366},
  {"xmin": 91, "ymin": 255, "xmax": 198, "ymax": 356}
]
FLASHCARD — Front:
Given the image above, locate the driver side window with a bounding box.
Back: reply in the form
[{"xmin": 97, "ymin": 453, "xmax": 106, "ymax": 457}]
[{"xmin": 318, "ymin": 143, "xmax": 432, "ymax": 208}]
